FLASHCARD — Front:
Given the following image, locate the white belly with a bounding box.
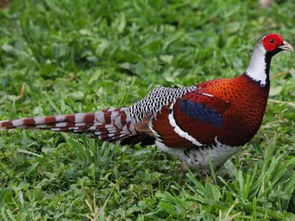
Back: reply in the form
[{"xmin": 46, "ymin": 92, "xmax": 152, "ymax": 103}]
[{"xmin": 155, "ymin": 138, "xmax": 240, "ymax": 169}]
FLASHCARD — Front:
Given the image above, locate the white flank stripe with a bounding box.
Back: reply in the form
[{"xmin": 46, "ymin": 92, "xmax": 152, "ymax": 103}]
[
  {"xmin": 75, "ymin": 113, "xmax": 85, "ymax": 122},
  {"xmin": 34, "ymin": 117, "xmax": 45, "ymax": 124},
  {"xmin": 148, "ymin": 119, "xmax": 163, "ymax": 142},
  {"xmin": 12, "ymin": 119, "xmax": 24, "ymax": 126},
  {"xmin": 168, "ymin": 103, "xmax": 203, "ymax": 146}
]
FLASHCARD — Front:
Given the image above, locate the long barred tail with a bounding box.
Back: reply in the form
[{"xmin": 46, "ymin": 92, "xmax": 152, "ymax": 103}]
[{"xmin": 0, "ymin": 108, "xmax": 137, "ymax": 142}]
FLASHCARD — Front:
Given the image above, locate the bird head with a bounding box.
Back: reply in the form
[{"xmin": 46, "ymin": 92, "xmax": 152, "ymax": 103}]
[
  {"xmin": 246, "ymin": 33, "xmax": 293, "ymax": 87},
  {"xmin": 261, "ymin": 33, "xmax": 293, "ymax": 55}
]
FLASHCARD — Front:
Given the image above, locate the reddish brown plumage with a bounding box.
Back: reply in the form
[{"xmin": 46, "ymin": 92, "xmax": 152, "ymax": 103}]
[
  {"xmin": 176, "ymin": 90, "xmax": 231, "ymax": 144},
  {"xmin": 198, "ymin": 74, "xmax": 269, "ymax": 146},
  {"xmin": 0, "ymin": 33, "xmax": 292, "ymax": 169},
  {"xmin": 150, "ymin": 73, "xmax": 270, "ymax": 148},
  {"xmin": 152, "ymin": 106, "xmax": 194, "ymax": 148}
]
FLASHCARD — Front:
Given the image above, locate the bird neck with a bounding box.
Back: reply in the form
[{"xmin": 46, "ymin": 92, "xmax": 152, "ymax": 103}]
[{"xmin": 245, "ymin": 45, "xmax": 272, "ymax": 87}]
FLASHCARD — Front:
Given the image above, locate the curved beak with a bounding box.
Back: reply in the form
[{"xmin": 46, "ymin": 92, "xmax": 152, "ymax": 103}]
[{"xmin": 278, "ymin": 40, "xmax": 294, "ymax": 52}]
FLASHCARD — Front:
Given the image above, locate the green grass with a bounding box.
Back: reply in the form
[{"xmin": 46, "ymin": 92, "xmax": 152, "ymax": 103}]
[{"xmin": 0, "ymin": 0, "xmax": 294, "ymax": 220}]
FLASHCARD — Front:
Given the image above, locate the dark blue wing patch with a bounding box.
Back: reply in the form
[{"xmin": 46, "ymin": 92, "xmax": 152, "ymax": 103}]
[{"xmin": 179, "ymin": 100, "xmax": 223, "ymax": 127}]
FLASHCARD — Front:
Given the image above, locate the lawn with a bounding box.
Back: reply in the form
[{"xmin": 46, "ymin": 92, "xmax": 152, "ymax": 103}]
[{"xmin": 0, "ymin": 0, "xmax": 294, "ymax": 220}]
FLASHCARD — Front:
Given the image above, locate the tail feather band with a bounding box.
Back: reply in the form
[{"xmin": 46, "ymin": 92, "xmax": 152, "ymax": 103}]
[{"xmin": 0, "ymin": 108, "xmax": 136, "ymax": 142}]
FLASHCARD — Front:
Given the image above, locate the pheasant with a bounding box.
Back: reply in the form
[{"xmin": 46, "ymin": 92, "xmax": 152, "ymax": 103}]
[{"xmin": 0, "ymin": 33, "xmax": 293, "ymax": 169}]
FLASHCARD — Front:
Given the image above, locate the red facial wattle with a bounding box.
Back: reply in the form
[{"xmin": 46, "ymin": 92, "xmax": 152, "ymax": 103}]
[{"xmin": 262, "ymin": 33, "xmax": 284, "ymax": 52}]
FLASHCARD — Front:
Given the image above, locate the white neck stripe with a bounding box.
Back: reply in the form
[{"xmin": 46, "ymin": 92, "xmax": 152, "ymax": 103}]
[{"xmin": 245, "ymin": 43, "xmax": 268, "ymax": 87}]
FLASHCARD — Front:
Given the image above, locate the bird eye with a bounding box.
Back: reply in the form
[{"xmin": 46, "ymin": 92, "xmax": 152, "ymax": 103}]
[{"xmin": 269, "ymin": 38, "xmax": 275, "ymax": 44}]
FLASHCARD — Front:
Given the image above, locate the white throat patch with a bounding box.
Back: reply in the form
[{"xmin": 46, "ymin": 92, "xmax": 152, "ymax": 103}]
[{"xmin": 245, "ymin": 44, "xmax": 268, "ymax": 87}]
